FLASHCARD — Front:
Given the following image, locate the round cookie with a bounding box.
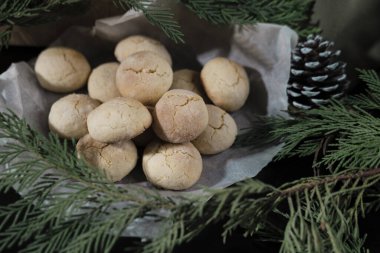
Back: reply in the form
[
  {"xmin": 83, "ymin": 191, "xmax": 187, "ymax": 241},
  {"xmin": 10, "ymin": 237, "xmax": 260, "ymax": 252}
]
[
  {"xmin": 201, "ymin": 57, "xmax": 250, "ymax": 112},
  {"xmin": 88, "ymin": 62, "xmax": 121, "ymax": 102},
  {"xmin": 153, "ymin": 89, "xmax": 208, "ymax": 143},
  {"xmin": 116, "ymin": 51, "xmax": 173, "ymax": 106},
  {"xmin": 171, "ymin": 69, "xmax": 202, "ymax": 96},
  {"xmin": 114, "ymin": 35, "xmax": 172, "ymax": 65},
  {"xmin": 143, "ymin": 141, "xmax": 202, "ymax": 190},
  {"xmin": 192, "ymin": 105, "xmax": 238, "ymax": 155},
  {"xmin": 49, "ymin": 94, "xmax": 100, "ymax": 139},
  {"xmin": 35, "ymin": 47, "xmax": 91, "ymax": 93},
  {"xmin": 77, "ymin": 134, "xmax": 137, "ymax": 182},
  {"xmin": 87, "ymin": 97, "xmax": 152, "ymax": 143}
]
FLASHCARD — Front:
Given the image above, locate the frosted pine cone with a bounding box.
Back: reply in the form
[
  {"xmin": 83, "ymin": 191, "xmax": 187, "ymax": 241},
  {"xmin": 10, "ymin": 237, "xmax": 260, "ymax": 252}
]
[{"xmin": 287, "ymin": 35, "xmax": 349, "ymax": 110}]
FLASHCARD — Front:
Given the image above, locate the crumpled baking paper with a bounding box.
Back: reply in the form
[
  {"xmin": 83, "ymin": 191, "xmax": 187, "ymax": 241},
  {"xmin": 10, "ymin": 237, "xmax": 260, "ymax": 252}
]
[{"xmin": 0, "ymin": 10, "xmax": 297, "ymax": 238}]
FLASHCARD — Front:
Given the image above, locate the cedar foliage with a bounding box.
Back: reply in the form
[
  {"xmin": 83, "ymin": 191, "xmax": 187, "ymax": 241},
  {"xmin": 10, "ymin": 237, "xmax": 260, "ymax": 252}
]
[
  {"xmin": 0, "ymin": 0, "xmax": 317, "ymax": 48},
  {"xmin": 0, "ymin": 70, "xmax": 379, "ymax": 252}
]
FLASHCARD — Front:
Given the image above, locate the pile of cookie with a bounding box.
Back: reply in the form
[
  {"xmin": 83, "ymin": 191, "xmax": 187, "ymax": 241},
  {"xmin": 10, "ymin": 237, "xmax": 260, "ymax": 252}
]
[{"xmin": 34, "ymin": 35, "xmax": 250, "ymax": 190}]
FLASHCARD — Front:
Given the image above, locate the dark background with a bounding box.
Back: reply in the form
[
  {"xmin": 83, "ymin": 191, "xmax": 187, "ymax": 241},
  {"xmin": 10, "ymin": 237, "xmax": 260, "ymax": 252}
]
[{"xmin": 2, "ymin": 1, "xmax": 380, "ymax": 249}]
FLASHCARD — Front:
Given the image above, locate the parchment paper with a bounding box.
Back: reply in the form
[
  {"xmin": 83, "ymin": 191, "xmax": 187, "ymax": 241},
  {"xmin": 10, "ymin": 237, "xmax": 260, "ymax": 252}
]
[{"xmin": 0, "ymin": 10, "xmax": 297, "ymax": 237}]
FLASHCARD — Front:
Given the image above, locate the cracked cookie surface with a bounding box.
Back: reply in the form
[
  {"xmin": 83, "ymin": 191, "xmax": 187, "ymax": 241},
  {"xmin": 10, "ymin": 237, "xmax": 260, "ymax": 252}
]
[
  {"xmin": 114, "ymin": 35, "xmax": 172, "ymax": 65},
  {"xmin": 201, "ymin": 57, "xmax": 249, "ymax": 112},
  {"xmin": 35, "ymin": 47, "xmax": 91, "ymax": 93},
  {"xmin": 49, "ymin": 94, "xmax": 100, "ymax": 139},
  {"xmin": 116, "ymin": 51, "xmax": 173, "ymax": 106},
  {"xmin": 88, "ymin": 62, "xmax": 121, "ymax": 102},
  {"xmin": 76, "ymin": 134, "xmax": 137, "ymax": 182},
  {"xmin": 142, "ymin": 140, "xmax": 202, "ymax": 190},
  {"xmin": 87, "ymin": 97, "xmax": 152, "ymax": 143},
  {"xmin": 153, "ymin": 89, "xmax": 208, "ymax": 143},
  {"xmin": 192, "ymin": 104, "xmax": 237, "ymax": 155}
]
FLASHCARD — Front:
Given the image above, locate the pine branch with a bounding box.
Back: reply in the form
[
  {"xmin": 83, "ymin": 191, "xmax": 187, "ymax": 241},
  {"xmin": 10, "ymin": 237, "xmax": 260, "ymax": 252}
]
[
  {"xmin": 232, "ymin": 70, "xmax": 380, "ymax": 251},
  {"xmin": 142, "ymin": 180, "xmax": 277, "ymax": 253},
  {"xmin": 113, "ymin": 0, "xmax": 184, "ymax": 43},
  {"xmin": 142, "ymin": 167, "xmax": 380, "ymax": 253},
  {"xmin": 274, "ymin": 102, "xmax": 380, "ymax": 172},
  {"xmin": 273, "ymin": 70, "xmax": 380, "ymax": 172},
  {"xmin": 1, "ymin": 0, "xmax": 318, "ymax": 48},
  {"xmin": 0, "ymin": 108, "xmax": 379, "ymax": 252},
  {"xmin": 0, "ymin": 25, "xmax": 12, "ymax": 50},
  {"xmin": 0, "ymin": 0, "xmax": 88, "ymax": 48},
  {"xmin": 349, "ymin": 69, "xmax": 380, "ymax": 110},
  {"xmin": 180, "ymin": 0, "xmax": 319, "ymax": 36},
  {"xmin": 237, "ymin": 70, "xmax": 380, "ymax": 173},
  {"xmin": 0, "ymin": 110, "xmax": 175, "ymax": 253},
  {"xmin": 276, "ymin": 168, "xmax": 380, "ymax": 253},
  {"xmin": 280, "ymin": 167, "xmax": 380, "ymax": 196}
]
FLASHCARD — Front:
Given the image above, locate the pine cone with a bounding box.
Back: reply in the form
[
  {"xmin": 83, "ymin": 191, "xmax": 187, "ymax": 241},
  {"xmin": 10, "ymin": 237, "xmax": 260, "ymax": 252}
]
[{"xmin": 287, "ymin": 35, "xmax": 350, "ymax": 110}]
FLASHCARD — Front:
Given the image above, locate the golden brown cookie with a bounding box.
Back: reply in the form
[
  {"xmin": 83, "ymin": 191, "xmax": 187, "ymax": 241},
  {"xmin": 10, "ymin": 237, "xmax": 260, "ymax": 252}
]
[
  {"xmin": 114, "ymin": 35, "xmax": 172, "ymax": 65},
  {"xmin": 35, "ymin": 47, "xmax": 91, "ymax": 93},
  {"xmin": 87, "ymin": 97, "xmax": 152, "ymax": 143},
  {"xmin": 48, "ymin": 94, "xmax": 100, "ymax": 139},
  {"xmin": 192, "ymin": 104, "xmax": 238, "ymax": 155},
  {"xmin": 201, "ymin": 57, "xmax": 250, "ymax": 111},
  {"xmin": 116, "ymin": 51, "xmax": 173, "ymax": 106},
  {"xmin": 77, "ymin": 134, "xmax": 138, "ymax": 182},
  {"xmin": 88, "ymin": 62, "xmax": 121, "ymax": 102},
  {"xmin": 142, "ymin": 140, "xmax": 202, "ymax": 190},
  {"xmin": 153, "ymin": 89, "xmax": 208, "ymax": 143}
]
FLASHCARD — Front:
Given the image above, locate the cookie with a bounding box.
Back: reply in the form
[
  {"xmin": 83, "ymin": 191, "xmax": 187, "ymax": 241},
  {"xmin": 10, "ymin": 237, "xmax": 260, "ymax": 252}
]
[
  {"xmin": 35, "ymin": 47, "xmax": 91, "ymax": 93},
  {"xmin": 116, "ymin": 51, "xmax": 173, "ymax": 106},
  {"xmin": 201, "ymin": 57, "xmax": 249, "ymax": 111},
  {"xmin": 114, "ymin": 35, "xmax": 172, "ymax": 65},
  {"xmin": 87, "ymin": 97, "xmax": 152, "ymax": 143},
  {"xmin": 77, "ymin": 134, "xmax": 138, "ymax": 182},
  {"xmin": 142, "ymin": 141, "xmax": 202, "ymax": 190},
  {"xmin": 192, "ymin": 104, "xmax": 238, "ymax": 155},
  {"xmin": 153, "ymin": 89, "xmax": 208, "ymax": 143},
  {"xmin": 48, "ymin": 94, "xmax": 100, "ymax": 139},
  {"xmin": 88, "ymin": 62, "xmax": 121, "ymax": 102}
]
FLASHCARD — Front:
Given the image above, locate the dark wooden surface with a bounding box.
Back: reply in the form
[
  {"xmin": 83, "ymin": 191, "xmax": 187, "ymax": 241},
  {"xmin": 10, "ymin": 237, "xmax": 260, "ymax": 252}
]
[{"xmin": 0, "ymin": 47, "xmax": 379, "ymax": 253}]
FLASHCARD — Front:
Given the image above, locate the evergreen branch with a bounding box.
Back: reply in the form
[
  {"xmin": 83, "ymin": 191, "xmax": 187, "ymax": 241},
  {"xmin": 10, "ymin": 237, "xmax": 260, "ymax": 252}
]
[
  {"xmin": 0, "ymin": 25, "xmax": 12, "ymax": 50},
  {"xmin": 357, "ymin": 69, "xmax": 380, "ymax": 94},
  {"xmin": 0, "ymin": 110, "xmax": 175, "ymax": 253},
  {"xmin": 273, "ymin": 102, "xmax": 380, "ymax": 171},
  {"xmin": 1, "ymin": 0, "xmax": 317, "ymax": 48},
  {"xmin": 0, "ymin": 0, "xmax": 87, "ymax": 48},
  {"xmin": 277, "ymin": 167, "xmax": 380, "ymax": 253},
  {"xmin": 349, "ymin": 69, "xmax": 380, "ymax": 110},
  {"xmin": 113, "ymin": 0, "xmax": 184, "ymax": 43},
  {"xmin": 180, "ymin": 0, "xmax": 318, "ymax": 36},
  {"xmin": 271, "ymin": 70, "xmax": 380, "ymax": 171},
  {"xmin": 142, "ymin": 180, "xmax": 277, "ymax": 253},
  {"xmin": 142, "ymin": 167, "xmax": 380, "ymax": 253},
  {"xmin": 237, "ymin": 70, "xmax": 380, "ymax": 173},
  {"xmin": 0, "ymin": 108, "xmax": 379, "ymax": 252}
]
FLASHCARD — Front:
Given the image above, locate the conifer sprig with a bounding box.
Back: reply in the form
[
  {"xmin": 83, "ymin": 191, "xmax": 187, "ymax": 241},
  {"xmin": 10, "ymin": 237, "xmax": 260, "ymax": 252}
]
[
  {"xmin": 237, "ymin": 70, "xmax": 380, "ymax": 173},
  {"xmin": 181, "ymin": 0, "xmax": 318, "ymax": 36},
  {"xmin": 0, "ymin": 104, "xmax": 379, "ymax": 252},
  {"xmin": 0, "ymin": 0, "xmax": 317, "ymax": 48}
]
